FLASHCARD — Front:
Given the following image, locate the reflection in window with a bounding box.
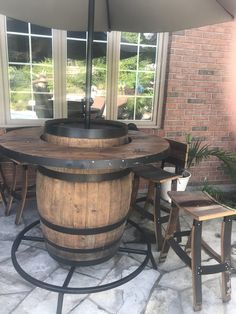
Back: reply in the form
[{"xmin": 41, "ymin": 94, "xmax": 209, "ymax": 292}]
[
  {"xmin": 66, "ymin": 32, "xmax": 107, "ymax": 118},
  {"xmin": 7, "ymin": 34, "xmax": 29, "ymax": 63},
  {"xmin": 117, "ymin": 33, "xmax": 158, "ymax": 121},
  {"xmin": 6, "ymin": 17, "xmax": 53, "ymax": 120},
  {"xmin": 2, "ymin": 18, "xmax": 166, "ymax": 126}
]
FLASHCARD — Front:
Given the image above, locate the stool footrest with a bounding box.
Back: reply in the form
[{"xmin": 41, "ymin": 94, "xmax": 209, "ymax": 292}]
[
  {"xmin": 200, "ymin": 263, "xmax": 230, "ymax": 275},
  {"xmin": 134, "ymin": 204, "xmax": 154, "ymax": 221},
  {"xmin": 173, "ymin": 230, "xmax": 191, "ymax": 238},
  {"xmin": 136, "ymin": 196, "xmax": 148, "ymax": 203},
  {"xmin": 168, "ymin": 235, "xmax": 231, "ymax": 275},
  {"xmin": 168, "ymin": 237, "xmax": 191, "ymax": 267},
  {"xmin": 201, "ymin": 239, "xmax": 221, "ymax": 263}
]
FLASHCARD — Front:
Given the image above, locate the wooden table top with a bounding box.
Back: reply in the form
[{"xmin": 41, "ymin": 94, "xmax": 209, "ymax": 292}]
[{"xmin": 0, "ymin": 127, "xmax": 170, "ymax": 169}]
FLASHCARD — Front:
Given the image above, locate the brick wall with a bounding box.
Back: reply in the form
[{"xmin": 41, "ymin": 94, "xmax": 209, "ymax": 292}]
[{"xmin": 143, "ymin": 22, "xmax": 236, "ymax": 186}]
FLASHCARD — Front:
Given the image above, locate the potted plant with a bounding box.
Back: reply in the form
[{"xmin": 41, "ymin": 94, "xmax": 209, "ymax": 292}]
[{"xmin": 161, "ymin": 134, "xmax": 236, "ymax": 202}]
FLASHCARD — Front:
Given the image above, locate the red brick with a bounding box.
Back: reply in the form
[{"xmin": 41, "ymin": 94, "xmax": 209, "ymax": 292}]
[{"xmin": 155, "ymin": 22, "xmax": 236, "ymax": 185}]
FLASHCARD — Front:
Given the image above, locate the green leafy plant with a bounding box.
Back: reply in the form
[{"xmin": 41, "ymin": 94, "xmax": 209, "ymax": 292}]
[
  {"xmin": 202, "ymin": 180, "xmax": 236, "ymax": 209},
  {"xmin": 202, "ymin": 181, "xmax": 225, "ymax": 201},
  {"xmin": 185, "ymin": 134, "xmax": 236, "ymax": 209},
  {"xmin": 186, "ymin": 134, "xmax": 236, "ymax": 183}
]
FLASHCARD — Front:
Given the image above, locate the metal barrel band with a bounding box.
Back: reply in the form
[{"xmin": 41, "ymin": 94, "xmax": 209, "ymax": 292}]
[
  {"xmin": 37, "ymin": 166, "xmax": 131, "ymax": 182},
  {"xmin": 44, "ymin": 119, "xmax": 128, "ymax": 139},
  {"xmin": 45, "ymin": 235, "xmax": 122, "ymax": 254},
  {"xmin": 40, "ymin": 215, "xmax": 127, "ymax": 235},
  {"xmin": 47, "ymin": 250, "xmax": 118, "ymax": 267}
]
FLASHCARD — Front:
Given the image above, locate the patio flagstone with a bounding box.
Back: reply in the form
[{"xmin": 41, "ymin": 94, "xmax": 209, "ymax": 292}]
[
  {"xmin": 0, "ymin": 201, "xmax": 234, "ymax": 314},
  {"xmin": 180, "ymin": 276, "xmax": 236, "ymax": 314},
  {"xmin": 70, "ymin": 299, "xmax": 108, "ymax": 314},
  {"xmin": 11, "ymin": 268, "xmax": 101, "ymax": 314},
  {"xmin": 145, "ymin": 287, "xmax": 183, "ymax": 314},
  {"xmin": 0, "ymin": 293, "xmax": 29, "ymax": 313}
]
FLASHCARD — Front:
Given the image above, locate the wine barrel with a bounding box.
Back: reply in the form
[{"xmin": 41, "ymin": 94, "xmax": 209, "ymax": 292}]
[{"xmin": 36, "ymin": 119, "xmax": 133, "ymax": 266}]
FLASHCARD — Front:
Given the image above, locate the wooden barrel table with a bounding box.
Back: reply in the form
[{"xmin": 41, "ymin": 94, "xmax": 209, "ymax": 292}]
[{"xmin": 0, "ymin": 120, "xmax": 170, "ymax": 266}]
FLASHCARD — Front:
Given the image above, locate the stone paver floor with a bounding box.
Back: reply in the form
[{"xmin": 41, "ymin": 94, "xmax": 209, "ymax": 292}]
[{"xmin": 0, "ymin": 200, "xmax": 235, "ymax": 314}]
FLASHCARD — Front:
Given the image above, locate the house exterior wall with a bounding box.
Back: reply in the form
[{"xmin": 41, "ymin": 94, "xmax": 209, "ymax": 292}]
[{"xmin": 143, "ymin": 21, "xmax": 236, "ymax": 186}]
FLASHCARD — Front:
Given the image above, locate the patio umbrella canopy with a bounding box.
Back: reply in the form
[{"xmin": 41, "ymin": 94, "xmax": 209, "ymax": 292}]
[
  {"xmin": 0, "ymin": 0, "xmax": 236, "ymax": 279},
  {"xmin": 0, "ymin": 0, "xmax": 235, "ymax": 32},
  {"xmin": 0, "ymin": 0, "xmax": 236, "ymax": 127}
]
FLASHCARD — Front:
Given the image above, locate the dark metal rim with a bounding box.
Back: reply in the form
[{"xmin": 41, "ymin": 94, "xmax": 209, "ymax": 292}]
[
  {"xmin": 44, "ymin": 119, "xmax": 128, "ymax": 139},
  {"xmin": 47, "ymin": 249, "xmax": 119, "ymax": 267},
  {"xmin": 38, "ymin": 166, "xmax": 131, "ymax": 182},
  {"xmin": 45, "ymin": 235, "xmax": 122, "ymax": 254},
  {"xmin": 40, "ymin": 214, "xmax": 127, "ymax": 235},
  {"xmin": 11, "ymin": 219, "xmax": 151, "ymax": 294},
  {"xmin": 0, "ymin": 146, "xmax": 169, "ymax": 170}
]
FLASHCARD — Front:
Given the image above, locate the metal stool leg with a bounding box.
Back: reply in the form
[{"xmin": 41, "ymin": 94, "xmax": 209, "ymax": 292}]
[
  {"xmin": 153, "ymin": 182, "xmax": 163, "ymax": 251},
  {"xmin": 221, "ymin": 216, "xmax": 232, "ymax": 303},
  {"xmin": 171, "ymin": 179, "xmax": 182, "ymax": 244},
  {"xmin": 191, "ymin": 220, "xmax": 202, "ymax": 312},
  {"xmin": 15, "ymin": 165, "xmax": 28, "ymax": 225}
]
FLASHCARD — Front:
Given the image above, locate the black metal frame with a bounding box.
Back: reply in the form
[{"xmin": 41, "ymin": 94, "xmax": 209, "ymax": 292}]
[
  {"xmin": 11, "ymin": 219, "xmax": 157, "ymax": 314},
  {"xmin": 38, "ymin": 166, "xmax": 131, "ymax": 182},
  {"xmin": 39, "ymin": 214, "xmax": 127, "ymax": 235}
]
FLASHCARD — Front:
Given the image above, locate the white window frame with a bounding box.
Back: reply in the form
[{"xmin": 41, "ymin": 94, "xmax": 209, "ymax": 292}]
[
  {"xmin": 0, "ymin": 14, "xmax": 168, "ymax": 128},
  {"xmin": 106, "ymin": 32, "xmax": 169, "ymax": 128}
]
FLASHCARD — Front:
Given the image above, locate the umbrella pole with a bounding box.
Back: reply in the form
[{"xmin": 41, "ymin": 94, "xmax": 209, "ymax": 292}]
[{"xmin": 84, "ymin": 0, "xmax": 95, "ymax": 129}]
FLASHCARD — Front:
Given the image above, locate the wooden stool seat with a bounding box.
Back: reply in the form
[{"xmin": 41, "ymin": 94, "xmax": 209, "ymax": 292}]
[
  {"xmin": 160, "ymin": 190, "xmax": 235, "ymax": 311},
  {"xmin": 169, "ymin": 191, "xmax": 234, "ymax": 221},
  {"xmin": 133, "ymin": 165, "xmax": 181, "ymax": 183}
]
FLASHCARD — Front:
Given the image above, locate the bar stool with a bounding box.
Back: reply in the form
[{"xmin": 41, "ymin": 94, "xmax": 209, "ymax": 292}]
[
  {"xmin": 130, "ymin": 139, "xmax": 188, "ymax": 251},
  {"xmin": 0, "ymin": 128, "xmax": 10, "ymax": 208},
  {"xmin": 5, "ymin": 161, "xmax": 36, "ymax": 224},
  {"xmin": 0, "ymin": 156, "xmax": 11, "ymax": 208},
  {"xmin": 0, "ymin": 127, "xmax": 37, "ymax": 224},
  {"xmin": 159, "ymin": 191, "xmax": 235, "ymax": 311}
]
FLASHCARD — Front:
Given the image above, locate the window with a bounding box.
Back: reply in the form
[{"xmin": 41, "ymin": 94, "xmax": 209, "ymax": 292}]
[
  {"xmin": 0, "ymin": 15, "xmax": 168, "ymax": 127},
  {"xmin": 66, "ymin": 31, "xmax": 107, "ymax": 118},
  {"xmin": 6, "ymin": 17, "xmax": 53, "ymax": 120},
  {"xmin": 117, "ymin": 32, "xmax": 158, "ymax": 122}
]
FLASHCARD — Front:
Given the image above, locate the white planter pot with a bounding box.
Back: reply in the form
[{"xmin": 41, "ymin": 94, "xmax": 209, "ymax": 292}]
[{"xmin": 160, "ymin": 167, "xmax": 191, "ymax": 203}]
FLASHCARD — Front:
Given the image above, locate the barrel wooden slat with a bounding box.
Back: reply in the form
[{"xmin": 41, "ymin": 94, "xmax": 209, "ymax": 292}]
[{"xmin": 37, "ymin": 168, "xmax": 132, "ymax": 264}]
